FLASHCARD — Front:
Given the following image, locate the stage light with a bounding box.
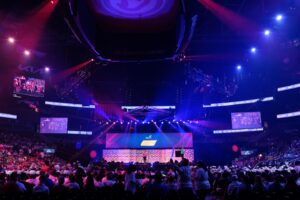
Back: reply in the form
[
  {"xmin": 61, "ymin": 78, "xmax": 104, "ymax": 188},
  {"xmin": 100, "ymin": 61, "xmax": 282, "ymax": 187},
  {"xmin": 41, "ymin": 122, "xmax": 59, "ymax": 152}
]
[
  {"xmin": 277, "ymin": 82, "xmax": 300, "ymax": 92},
  {"xmin": 45, "ymin": 101, "xmax": 95, "ymax": 109},
  {"xmin": 250, "ymin": 47, "xmax": 256, "ymax": 53},
  {"xmin": 50, "ymin": 0, "xmax": 54, "ymax": 5},
  {"xmin": 0, "ymin": 113, "xmax": 17, "ymax": 119},
  {"xmin": 8, "ymin": 37, "xmax": 15, "ymax": 44},
  {"xmin": 232, "ymin": 145, "xmax": 239, "ymax": 152},
  {"xmin": 44, "ymin": 67, "xmax": 50, "ymax": 72},
  {"xmin": 236, "ymin": 65, "xmax": 242, "ymax": 70},
  {"xmin": 275, "ymin": 14, "xmax": 283, "ymax": 22},
  {"xmin": 277, "ymin": 111, "xmax": 300, "ymax": 119},
  {"xmin": 24, "ymin": 50, "xmax": 30, "ymax": 56},
  {"xmin": 203, "ymin": 96, "xmax": 274, "ymax": 108},
  {"xmin": 264, "ymin": 29, "xmax": 270, "ymax": 36},
  {"xmin": 213, "ymin": 128, "xmax": 264, "ymax": 134},
  {"xmin": 90, "ymin": 150, "xmax": 97, "ymax": 159}
]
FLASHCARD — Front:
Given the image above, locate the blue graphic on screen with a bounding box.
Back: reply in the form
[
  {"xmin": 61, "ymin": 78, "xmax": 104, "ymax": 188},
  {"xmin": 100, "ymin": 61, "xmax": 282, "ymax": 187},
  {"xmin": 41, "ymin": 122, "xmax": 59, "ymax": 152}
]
[
  {"xmin": 231, "ymin": 112, "xmax": 262, "ymax": 129},
  {"xmin": 106, "ymin": 133, "xmax": 193, "ymax": 149},
  {"xmin": 40, "ymin": 118, "xmax": 68, "ymax": 134},
  {"xmin": 92, "ymin": 0, "xmax": 177, "ymax": 19}
]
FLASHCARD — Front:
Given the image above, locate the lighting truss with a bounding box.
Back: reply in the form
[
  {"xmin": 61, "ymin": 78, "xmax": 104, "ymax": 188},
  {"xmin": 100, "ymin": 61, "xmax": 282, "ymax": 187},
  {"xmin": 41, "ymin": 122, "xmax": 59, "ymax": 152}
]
[
  {"xmin": 45, "ymin": 101, "xmax": 95, "ymax": 109},
  {"xmin": 213, "ymin": 128, "xmax": 264, "ymax": 134},
  {"xmin": 277, "ymin": 83, "xmax": 300, "ymax": 92},
  {"xmin": 277, "ymin": 111, "xmax": 300, "ymax": 119},
  {"xmin": 203, "ymin": 97, "xmax": 274, "ymax": 108}
]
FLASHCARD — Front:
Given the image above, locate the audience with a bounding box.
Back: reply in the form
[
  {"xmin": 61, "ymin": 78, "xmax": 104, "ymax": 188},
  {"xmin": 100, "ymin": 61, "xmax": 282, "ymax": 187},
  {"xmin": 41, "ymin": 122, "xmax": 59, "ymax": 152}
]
[{"xmin": 0, "ymin": 132, "xmax": 300, "ymax": 200}]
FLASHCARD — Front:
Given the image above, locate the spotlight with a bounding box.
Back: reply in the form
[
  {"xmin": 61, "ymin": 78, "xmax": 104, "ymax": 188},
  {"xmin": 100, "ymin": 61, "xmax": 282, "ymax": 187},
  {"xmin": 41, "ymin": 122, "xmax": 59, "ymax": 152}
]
[
  {"xmin": 250, "ymin": 47, "xmax": 256, "ymax": 53},
  {"xmin": 275, "ymin": 14, "xmax": 283, "ymax": 22},
  {"xmin": 24, "ymin": 50, "xmax": 30, "ymax": 56},
  {"xmin": 236, "ymin": 65, "xmax": 242, "ymax": 70},
  {"xmin": 50, "ymin": 0, "xmax": 54, "ymax": 4},
  {"xmin": 8, "ymin": 37, "xmax": 15, "ymax": 44},
  {"xmin": 264, "ymin": 29, "xmax": 270, "ymax": 36},
  {"xmin": 44, "ymin": 67, "xmax": 50, "ymax": 72}
]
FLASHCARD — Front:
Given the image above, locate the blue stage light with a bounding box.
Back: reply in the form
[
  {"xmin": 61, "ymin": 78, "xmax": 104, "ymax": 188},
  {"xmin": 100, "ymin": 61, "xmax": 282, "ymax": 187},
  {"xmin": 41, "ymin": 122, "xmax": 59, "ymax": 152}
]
[
  {"xmin": 264, "ymin": 29, "xmax": 270, "ymax": 36},
  {"xmin": 275, "ymin": 14, "xmax": 283, "ymax": 22},
  {"xmin": 250, "ymin": 47, "xmax": 256, "ymax": 53}
]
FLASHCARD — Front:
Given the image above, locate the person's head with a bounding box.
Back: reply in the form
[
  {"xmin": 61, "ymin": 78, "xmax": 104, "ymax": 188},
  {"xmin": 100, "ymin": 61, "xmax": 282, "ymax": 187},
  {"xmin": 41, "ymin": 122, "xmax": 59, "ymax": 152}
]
[
  {"xmin": 39, "ymin": 175, "xmax": 46, "ymax": 184},
  {"xmin": 10, "ymin": 172, "xmax": 18, "ymax": 182},
  {"xmin": 254, "ymin": 175, "xmax": 262, "ymax": 184},
  {"xmin": 154, "ymin": 171, "xmax": 163, "ymax": 184},
  {"xmin": 58, "ymin": 176, "xmax": 65, "ymax": 185},
  {"xmin": 127, "ymin": 164, "xmax": 136, "ymax": 173},
  {"xmin": 44, "ymin": 160, "xmax": 50, "ymax": 166},
  {"xmin": 86, "ymin": 174, "xmax": 95, "ymax": 187},
  {"xmin": 69, "ymin": 175, "xmax": 76, "ymax": 183},
  {"xmin": 19, "ymin": 172, "xmax": 28, "ymax": 181},
  {"xmin": 182, "ymin": 158, "xmax": 189, "ymax": 166},
  {"xmin": 197, "ymin": 161, "xmax": 208, "ymax": 171},
  {"xmin": 231, "ymin": 175, "xmax": 238, "ymax": 182}
]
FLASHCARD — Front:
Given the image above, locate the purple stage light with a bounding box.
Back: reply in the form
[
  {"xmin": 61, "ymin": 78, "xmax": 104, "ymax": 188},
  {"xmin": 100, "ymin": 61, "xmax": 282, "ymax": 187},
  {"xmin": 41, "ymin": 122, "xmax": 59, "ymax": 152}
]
[
  {"xmin": 44, "ymin": 67, "xmax": 50, "ymax": 72},
  {"xmin": 24, "ymin": 50, "xmax": 30, "ymax": 56},
  {"xmin": 8, "ymin": 37, "xmax": 15, "ymax": 44}
]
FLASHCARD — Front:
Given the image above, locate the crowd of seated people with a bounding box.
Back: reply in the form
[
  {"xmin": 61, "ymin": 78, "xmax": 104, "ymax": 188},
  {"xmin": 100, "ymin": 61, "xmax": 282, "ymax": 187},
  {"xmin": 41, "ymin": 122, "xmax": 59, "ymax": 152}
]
[
  {"xmin": 1, "ymin": 132, "xmax": 300, "ymax": 200},
  {"xmin": 233, "ymin": 137, "xmax": 300, "ymax": 168},
  {"xmin": 0, "ymin": 158, "xmax": 300, "ymax": 200},
  {"xmin": 0, "ymin": 132, "xmax": 65, "ymax": 174}
]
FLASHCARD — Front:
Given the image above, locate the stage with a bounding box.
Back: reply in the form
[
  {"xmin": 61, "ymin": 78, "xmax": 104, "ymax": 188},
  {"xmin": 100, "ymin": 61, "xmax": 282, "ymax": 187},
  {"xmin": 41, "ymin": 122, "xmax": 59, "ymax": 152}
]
[
  {"xmin": 103, "ymin": 132, "xmax": 194, "ymax": 163},
  {"xmin": 103, "ymin": 149, "xmax": 194, "ymax": 163}
]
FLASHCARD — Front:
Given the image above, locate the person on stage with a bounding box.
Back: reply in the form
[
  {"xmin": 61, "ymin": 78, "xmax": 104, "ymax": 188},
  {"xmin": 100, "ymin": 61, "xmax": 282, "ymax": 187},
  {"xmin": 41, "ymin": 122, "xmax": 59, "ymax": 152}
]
[{"xmin": 143, "ymin": 151, "xmax": 148, "ymax": 163}]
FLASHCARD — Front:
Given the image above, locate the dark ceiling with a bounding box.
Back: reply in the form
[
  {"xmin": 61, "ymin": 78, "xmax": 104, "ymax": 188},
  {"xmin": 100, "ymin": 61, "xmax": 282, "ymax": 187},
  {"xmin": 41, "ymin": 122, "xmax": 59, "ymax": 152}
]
[{"xmin": 0, "ymin": 0, "xmax": 299, "ymax": 107}]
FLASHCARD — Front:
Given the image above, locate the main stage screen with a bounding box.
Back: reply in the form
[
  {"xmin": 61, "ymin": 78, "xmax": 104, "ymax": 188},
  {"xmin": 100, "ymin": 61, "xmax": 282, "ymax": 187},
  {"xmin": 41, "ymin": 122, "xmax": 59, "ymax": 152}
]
[
  {"xmin": 40, "ymin": 118, "xmax": 68, "ymax": 134},
  {"xmin": 106, "ymin": 133, "xmax": 193, "ymax": 149},
  {"xmin": 231, "ymin": 112, "xmax": 262, "ymax": 129}
]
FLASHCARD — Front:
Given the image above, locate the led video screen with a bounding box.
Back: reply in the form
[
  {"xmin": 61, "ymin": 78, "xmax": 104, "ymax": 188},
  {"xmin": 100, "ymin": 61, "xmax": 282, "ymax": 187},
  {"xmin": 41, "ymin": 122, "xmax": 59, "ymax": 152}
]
[
  {"xmin": 13, "ymin": 76, "xmax": 45, "ymax": 97},
  {"xmin": 231, "ymin": 112, "xmax": 262, "ymax": 129},
  {"xmin": 106, "ymin": 133, "xmax": 193, "ymax": 149},
  {"xmin": 40, "ymin": 118, "xmax": 68, "ymax": 134}
]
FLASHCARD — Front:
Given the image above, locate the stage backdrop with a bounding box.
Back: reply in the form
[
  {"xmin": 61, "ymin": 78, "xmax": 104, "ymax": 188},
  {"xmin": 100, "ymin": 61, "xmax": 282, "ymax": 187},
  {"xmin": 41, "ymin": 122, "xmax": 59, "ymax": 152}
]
[
  {"xmin": 106, "ymin": 133, "xmax": 193, "ymax": 149},
  {"xmin": 103, "ymin": 149, "xmax": 194, "ymax": 163}
]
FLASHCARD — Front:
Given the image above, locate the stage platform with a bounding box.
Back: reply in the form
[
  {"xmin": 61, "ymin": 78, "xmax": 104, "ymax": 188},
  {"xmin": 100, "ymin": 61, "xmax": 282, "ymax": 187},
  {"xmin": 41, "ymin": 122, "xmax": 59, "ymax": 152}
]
[{"xmin": 103, "ymin": 149, "xmax": 194, "ymax": 163}]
